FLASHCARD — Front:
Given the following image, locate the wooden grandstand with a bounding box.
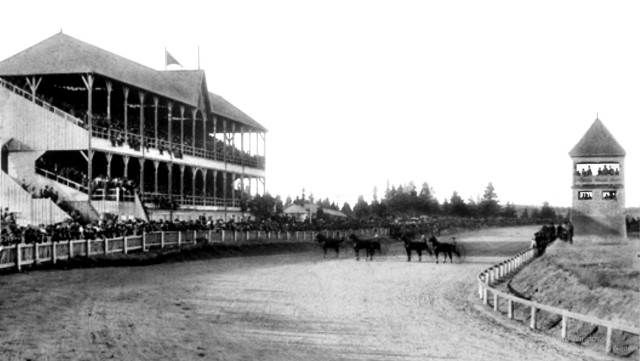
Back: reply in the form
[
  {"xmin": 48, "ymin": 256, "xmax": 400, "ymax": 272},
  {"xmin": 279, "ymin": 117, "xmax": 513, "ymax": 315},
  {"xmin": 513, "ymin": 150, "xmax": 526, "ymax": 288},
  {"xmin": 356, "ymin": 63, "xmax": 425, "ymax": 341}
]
[{"xmin": 0, "ymin": 32, "xmax": 267, "ymax": 225}]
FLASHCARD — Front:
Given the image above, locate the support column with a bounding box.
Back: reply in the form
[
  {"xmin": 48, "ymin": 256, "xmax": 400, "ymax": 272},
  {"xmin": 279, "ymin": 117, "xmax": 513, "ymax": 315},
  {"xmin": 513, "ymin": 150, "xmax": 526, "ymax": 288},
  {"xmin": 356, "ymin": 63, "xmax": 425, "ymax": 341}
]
[
  {"xmin": 231, "ymin": 172, "xmax": 236, "ymax": 208},
  {"xmin": 179, "ymin": 165, "xmax": 185, "ymax": 201},
  {"xmin": 151, "ymin": 96, "xmax": 158, "ymax": 148},
  {"xmin": 123, "ymin": 155, "xmax": 130, "ymax": 180},
  {"xmin": 167, "ymin": 102, "xmax": 173, "ymax": 148},
  {"xmin": 105, "ymin": 153, "xmax": 113, "ymax": 179},
  {"xmin": 25, "ymin": 76, "xmax": 42, "ymax": 102},
  {"xmin": 212, "ymin": 170, "xmax": 217, "ymax": 199},
  {"xmin": 202, "ymin": 169, "xmax": 208, "ymax": 199},
  {"xmin": 240, "ymin": 126, "xmax": 245, "ymax": 166},
  {"xmin": 180, "ymin": 106, "xmax": 185, "ymax": 155},
  {"xmin": 202, "ymin": 112, "xmax": 207, "ymax": 152},
  {"xmin": 139, "ymin": 91, "xmax": 146, "ymax": 194},
  {"xmin": 192, "ymin": 108, "xmax": 197, "ymax": 150},
  {"xmin": 105, "ymin": 80, "xmax": 112, "ymax": 125},
  {"xmin": 167, "ymin": 162, "xmax": 173, "ymax": 198},
  {"xmin": 138, "ymin": 158, "xmax": 145, "ymax": 194},
  {"xmin": 81, "ymin": 74, "xmax": 94, "ymax": 194},
  {"xmin": 222, "ymin": 170, "xmax": 227, "ymax": 217},
  {"xmin": 223, "ymin": 119, "xmax": 228, "ymax": 164},
  {"xmin": 192, "ymin": 168, "xmax": 197, "ymax": 199},
  {"xmin": 123, "ymin": 86, "xmax": 129, "ymax": 142},
  {"xmin": 153, "ymin": 160, "xmax": 160, "ymax": 194}
]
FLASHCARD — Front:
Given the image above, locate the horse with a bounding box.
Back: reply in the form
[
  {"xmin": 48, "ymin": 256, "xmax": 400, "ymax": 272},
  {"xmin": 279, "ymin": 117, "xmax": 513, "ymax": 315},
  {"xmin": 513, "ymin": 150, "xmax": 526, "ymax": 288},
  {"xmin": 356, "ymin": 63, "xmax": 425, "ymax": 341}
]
[
  {"xmin": 349, "ymin": 234, "xmax": 381, "ymax": 261},
  {"xmin": 428, "ymin": 235, "xmax": 460, "ymax": 263},
  {"xmin": 316, "ymin": 233, "xmax": 344, "ymax": 258},
  {"xmin": 402, "ymin": 233, "xmax": 431, "ymax": 262}
]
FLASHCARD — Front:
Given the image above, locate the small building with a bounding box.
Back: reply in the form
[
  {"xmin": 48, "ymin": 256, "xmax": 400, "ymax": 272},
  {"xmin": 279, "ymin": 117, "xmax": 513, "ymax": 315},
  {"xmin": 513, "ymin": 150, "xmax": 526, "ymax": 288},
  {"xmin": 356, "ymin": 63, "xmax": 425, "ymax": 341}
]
[{"xmin": 569, "ymin": 118, "xmax": 626, "ymax": 239}]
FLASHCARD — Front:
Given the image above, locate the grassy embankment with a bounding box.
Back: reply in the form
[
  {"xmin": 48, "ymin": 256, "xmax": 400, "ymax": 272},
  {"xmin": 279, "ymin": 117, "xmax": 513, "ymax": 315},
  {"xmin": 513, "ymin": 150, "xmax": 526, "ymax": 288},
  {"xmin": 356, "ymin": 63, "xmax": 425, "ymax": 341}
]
[{"xmin": 504, "ymin": 239, "xmax": 639, "ymax": 357}]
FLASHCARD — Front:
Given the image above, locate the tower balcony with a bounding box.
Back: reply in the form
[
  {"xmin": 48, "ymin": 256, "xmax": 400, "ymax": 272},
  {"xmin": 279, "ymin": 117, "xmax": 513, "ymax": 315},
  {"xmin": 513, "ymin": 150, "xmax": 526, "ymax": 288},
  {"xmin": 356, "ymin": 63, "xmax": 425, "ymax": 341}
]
[{"xmin": 573, "ymin": 174, "xmax": 622, "ymax": 186}]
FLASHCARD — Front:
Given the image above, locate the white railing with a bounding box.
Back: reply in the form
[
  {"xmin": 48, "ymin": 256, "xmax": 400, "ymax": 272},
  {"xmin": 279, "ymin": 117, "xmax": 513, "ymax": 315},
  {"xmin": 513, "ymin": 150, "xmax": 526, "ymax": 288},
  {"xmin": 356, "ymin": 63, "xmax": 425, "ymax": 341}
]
[
  {"xmin": 35, "ymin": 167, "xmax": 88, "ymax": 193},
  {"xmin": 477, "ymin": 249, "xmax": 639, "ymax": 354},
  {"xmin": 0, "ymin": 228, "xmax": 389, "ymax": 272}
]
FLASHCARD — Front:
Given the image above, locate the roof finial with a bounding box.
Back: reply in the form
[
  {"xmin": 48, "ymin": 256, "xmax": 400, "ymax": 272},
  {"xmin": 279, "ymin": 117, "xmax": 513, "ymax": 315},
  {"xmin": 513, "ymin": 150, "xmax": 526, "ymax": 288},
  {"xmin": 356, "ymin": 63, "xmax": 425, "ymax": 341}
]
[
  {"xmin": 596, "ymin": 113, "xmax": 599, "ymax": 120},
  {"xmin": 60, "ymin": 28, "xmax": 63, "ymax": 34}
]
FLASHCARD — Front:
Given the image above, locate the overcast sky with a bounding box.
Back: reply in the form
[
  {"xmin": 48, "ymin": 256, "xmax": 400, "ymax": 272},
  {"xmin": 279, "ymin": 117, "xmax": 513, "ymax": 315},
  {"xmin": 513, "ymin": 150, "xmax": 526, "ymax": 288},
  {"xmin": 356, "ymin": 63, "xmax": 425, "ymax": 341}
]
[{"xmin": 1, "ymin": 0, "xmax": 638, "ymax": 208}]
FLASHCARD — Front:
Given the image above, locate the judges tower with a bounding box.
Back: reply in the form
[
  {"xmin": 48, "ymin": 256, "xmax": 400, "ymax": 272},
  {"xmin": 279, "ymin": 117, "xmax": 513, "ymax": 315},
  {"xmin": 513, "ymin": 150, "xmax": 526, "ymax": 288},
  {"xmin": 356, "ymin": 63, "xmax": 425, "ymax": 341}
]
[{"xmin": 569, "ymin": 118, "xmax": 626, "ymax": 239}]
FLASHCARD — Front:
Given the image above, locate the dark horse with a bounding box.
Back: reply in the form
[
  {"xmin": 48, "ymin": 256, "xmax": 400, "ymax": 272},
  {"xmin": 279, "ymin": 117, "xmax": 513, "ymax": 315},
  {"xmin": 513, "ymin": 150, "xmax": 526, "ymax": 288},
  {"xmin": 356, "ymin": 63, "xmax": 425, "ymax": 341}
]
[
  {"xmin": 349, "ymin": 234, "xmax": 381, "ymax": 261},
  {"xmin": 428, "ymin": 235, "xmax": 460, "ymax": 263},
  {"xmin": 316, "ymin": 233, "xmax": 344, "ymax": 258},
  {"xmin": 402, "ymin": 233, "xmax": 432, "ymax": 262}
]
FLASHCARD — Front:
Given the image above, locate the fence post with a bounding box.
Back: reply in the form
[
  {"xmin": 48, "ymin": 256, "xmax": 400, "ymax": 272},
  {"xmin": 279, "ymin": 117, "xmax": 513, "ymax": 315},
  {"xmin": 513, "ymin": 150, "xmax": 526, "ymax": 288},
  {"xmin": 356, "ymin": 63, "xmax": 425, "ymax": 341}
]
[
  {"xmin": 52, "ymin": 242, "xmax": 57, "ymax": 264},
  {"xmin": 507, "ymin": 299, "xmax": 513, "ymax": 319},
  {"xmin": 493, "ymin": 293, "xmax": 498, "ymax": 311},
  {"xmin": 605, "ymin": 326, "xmax": 613, "ymax": 353},
  {"xmin": 68, "ymin": 239, "xmax": 73, "ymax": 259},
  {"xmin": 124, "ymin": 237, "xmax": 128, "ymax": 254},
  {"xmin": 86, "ymin": 239, "xmax": 91, "ymax": 257},
  {"xmin": 233, "ymin": 230, "xmax": 237, "ymax": 243},
  {"xmin": 16, "ymin": 244, "xmax": 21, "ymax": 272},
  {"xmin": 483, "ymin": 286, "xmax": 488, "ymax": 305},
  {"xmin": 33, "ymin": 242, "xmax": 38, "ymax": 266},
  {"xmin": 221, "ymin": 230, "xmax": 225, "ymax": 243},
  {"xmin": 194, "ymin": 230, "xmax": 197, "ymax": 244},
  {"xmin": 178, "ymin": 232, "xmax": 182, "ymax": 247},
  {"xmin": 530, "ymin": 306, "xmax": 537, "ymax": 330},
  {"xmin": 561, "ymin": 312, "xmax": 567, "ymax": 340},
  {"xmin": 478, "ymin": 280, "xmax": 483, "ymax": 299},
  {"xmin": 161, "ymin": 232, "xmax": 165, "ymax": 248}
]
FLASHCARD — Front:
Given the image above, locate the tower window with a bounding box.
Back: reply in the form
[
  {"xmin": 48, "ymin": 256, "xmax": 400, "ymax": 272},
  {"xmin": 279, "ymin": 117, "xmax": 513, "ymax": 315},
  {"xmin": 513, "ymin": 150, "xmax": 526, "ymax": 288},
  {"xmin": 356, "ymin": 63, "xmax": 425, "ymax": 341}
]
[
  {"xmin": 578, "ymin": 191, "xmax": 593, "ymax": 200},
  {"xmin": 603, "ymin": 191, "xmax": 617, "ymax": 200}
]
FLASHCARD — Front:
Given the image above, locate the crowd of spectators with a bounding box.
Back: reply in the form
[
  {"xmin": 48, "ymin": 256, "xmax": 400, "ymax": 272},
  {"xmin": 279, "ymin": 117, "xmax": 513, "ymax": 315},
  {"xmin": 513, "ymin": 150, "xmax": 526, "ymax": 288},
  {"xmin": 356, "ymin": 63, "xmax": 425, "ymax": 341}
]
[
  {"xmin": 575, "ymin": 165, "xmax": 620, "ymax": 177},
  {"xmin": 0, "ymin": 212, "xmax": 396, "ymax": 246},
  {"xmin": 92, "ymin": 115, "xmax": 260, "ymax": 166}
]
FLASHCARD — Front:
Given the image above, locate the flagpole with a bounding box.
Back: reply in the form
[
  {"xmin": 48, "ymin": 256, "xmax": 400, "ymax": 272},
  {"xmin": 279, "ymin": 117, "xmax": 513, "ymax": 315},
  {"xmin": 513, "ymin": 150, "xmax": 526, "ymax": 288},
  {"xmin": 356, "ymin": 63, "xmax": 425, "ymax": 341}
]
[
  {"xmin": 198, "ymin": 45, "xmax": 200, "ymax": 70},
  {"xmin": 164, "ymin": 47, "xmax": 167, "ymax": 70}
]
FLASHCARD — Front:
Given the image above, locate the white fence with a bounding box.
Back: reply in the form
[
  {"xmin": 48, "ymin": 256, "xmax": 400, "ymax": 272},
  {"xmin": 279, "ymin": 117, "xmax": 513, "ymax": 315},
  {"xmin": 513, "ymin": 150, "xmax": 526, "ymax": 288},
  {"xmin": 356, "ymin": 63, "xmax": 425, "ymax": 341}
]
[
  {"xmin": 477, "ymin": 249, "xmax": 639, "ymax": 354},
  {"xmin": 0, "ymin": 228, "xmax": 389, "ymax": 272}
]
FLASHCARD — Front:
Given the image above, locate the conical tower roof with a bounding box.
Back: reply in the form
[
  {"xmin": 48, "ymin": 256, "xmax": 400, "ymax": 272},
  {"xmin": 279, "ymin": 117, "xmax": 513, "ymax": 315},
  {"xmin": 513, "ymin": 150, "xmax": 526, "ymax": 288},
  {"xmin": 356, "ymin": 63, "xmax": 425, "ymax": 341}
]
[{"xmin": 569, "ymin": 118, "xmax": 626, "ymax": 157}]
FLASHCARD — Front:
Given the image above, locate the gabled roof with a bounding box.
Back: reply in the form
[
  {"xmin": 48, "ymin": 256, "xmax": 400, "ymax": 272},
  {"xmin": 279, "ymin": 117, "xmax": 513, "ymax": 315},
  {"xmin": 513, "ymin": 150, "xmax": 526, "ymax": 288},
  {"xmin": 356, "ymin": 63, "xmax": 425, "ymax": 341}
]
[
  {"xmin": 208, "ymin": 92, "xmax": 267, "ymax": 131},
  {"xmin": 569, "ymin": 118, "xmax": 626, "ymax": 157},
  {"xmin": 283, "ymin": 204, "xmax": 307, "ymax": 214},
  {"xmin": 0, "ymin": 32, "xmax": 267, "ymax": 131},
  {"xmin": 0, "ymin": 32, "xmax": 203, "ymax": 107}
]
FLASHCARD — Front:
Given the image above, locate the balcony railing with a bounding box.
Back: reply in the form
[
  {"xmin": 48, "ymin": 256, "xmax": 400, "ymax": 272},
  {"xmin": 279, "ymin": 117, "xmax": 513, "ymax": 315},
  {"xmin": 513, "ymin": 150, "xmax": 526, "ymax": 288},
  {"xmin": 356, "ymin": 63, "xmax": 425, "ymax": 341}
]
[
  {"xmin": 91, "ymin": 126, "xmax": 265, "ymax": 169},
  {"xmin": 35, "ymin": 167, "xmax": 88, "ymax": 193},
  {"xmin": 141, "ymin": 193, "xmax": 240, "ymax": 209},
  {"xmin": 573, "ymin": 174, "xmax": 621, "ymax": 184}
]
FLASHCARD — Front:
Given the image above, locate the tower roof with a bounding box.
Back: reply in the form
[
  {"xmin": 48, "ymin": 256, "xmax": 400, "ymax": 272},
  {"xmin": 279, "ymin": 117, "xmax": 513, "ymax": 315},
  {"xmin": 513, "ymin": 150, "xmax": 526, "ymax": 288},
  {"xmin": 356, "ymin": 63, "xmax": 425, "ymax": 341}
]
[{"xmin": 569, "ymin": 118, "xmax": 626, "ymax": 157}]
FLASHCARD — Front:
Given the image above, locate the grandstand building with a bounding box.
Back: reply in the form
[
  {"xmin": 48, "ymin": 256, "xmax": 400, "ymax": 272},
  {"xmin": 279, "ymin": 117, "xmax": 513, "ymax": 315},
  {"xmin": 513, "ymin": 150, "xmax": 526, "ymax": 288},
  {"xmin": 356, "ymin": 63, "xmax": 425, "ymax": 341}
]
[{"xmin": 0, "ymin": 32, "xmax": 267, "ymax": 225}]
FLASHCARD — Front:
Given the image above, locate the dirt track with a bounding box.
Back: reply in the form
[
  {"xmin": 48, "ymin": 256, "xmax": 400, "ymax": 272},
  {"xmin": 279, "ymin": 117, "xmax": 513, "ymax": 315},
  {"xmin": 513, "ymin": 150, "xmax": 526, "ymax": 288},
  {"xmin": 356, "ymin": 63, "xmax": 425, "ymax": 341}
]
[{"xmin": 0, "ymin": 227, "xmax": 622, "ymax": 361}]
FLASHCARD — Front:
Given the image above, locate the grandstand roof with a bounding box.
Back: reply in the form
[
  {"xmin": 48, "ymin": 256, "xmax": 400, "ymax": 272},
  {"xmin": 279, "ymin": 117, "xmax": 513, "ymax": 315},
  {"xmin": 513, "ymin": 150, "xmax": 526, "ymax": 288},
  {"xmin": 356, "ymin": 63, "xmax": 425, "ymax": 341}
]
[
  {"xmin": 569, "ymin": 118, "xmax": 626, "ymax": 157},
  {"xmin": 0, "ymin": 32, "xmax": 266, "ymax": 131}
]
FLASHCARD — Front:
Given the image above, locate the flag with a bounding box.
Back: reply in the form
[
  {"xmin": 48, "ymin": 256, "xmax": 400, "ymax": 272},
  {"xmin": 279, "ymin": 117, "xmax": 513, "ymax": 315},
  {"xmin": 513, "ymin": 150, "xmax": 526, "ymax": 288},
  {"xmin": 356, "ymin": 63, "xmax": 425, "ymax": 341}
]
[{"xmin": 165, "ymin": 50, "xmax": 182, "ymax": 67}]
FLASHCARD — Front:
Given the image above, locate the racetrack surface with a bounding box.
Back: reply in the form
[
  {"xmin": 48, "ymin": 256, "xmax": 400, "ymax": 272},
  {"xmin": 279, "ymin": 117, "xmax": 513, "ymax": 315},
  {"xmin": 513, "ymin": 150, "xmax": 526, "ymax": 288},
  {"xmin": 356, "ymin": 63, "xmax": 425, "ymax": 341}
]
[{"xmin": 0, "ymin": 226, "xmax": 621, "ymax": 361}]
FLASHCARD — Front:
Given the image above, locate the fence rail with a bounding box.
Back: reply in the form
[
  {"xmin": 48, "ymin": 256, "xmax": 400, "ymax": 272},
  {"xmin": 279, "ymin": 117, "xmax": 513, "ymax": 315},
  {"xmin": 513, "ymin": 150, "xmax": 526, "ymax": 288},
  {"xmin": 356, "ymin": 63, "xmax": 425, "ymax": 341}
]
[
  {"xmin": 477, "ymin": 249, "xmax": 639, "ymax": 354},
  {"xmin": 0, "ymin": 228, "xmax": 389, "ymax": 272}
]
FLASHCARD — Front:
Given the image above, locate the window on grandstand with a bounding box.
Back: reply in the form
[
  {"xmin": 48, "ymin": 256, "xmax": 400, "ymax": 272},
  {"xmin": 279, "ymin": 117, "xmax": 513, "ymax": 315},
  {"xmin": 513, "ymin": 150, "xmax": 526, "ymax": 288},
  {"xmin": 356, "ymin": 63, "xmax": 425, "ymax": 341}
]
[
  {"xmin": 578, "ymin": 191, "xmax": 593, "ymax": 200},
  {"xmin": 602, "ymin": 191, "xmax": 617, "ymax": 200}
]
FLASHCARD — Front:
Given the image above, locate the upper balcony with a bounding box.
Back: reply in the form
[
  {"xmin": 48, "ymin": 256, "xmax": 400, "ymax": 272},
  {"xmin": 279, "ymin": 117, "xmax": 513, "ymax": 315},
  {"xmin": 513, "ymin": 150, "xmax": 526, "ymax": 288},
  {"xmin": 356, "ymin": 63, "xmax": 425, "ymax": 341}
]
[{"xmin": 573, "ymin": 174, "xmax": 622, "ymax": 186}]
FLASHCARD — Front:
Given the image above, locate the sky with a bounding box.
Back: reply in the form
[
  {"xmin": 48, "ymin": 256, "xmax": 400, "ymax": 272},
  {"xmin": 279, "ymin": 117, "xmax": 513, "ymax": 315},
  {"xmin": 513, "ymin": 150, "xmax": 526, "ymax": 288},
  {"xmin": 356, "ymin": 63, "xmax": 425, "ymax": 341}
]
[{"xmin": 1, "ymin": 0, "xmax": 638, "ymax": 208}]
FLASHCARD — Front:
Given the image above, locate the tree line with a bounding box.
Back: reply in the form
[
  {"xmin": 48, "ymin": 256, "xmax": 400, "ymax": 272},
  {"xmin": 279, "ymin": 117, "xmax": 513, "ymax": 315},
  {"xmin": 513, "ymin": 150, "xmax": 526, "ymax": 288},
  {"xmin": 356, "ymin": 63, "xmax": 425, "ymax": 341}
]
[{"xmin": 241, "ymin": 182, "xmax": 565, "ymax": 223}]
